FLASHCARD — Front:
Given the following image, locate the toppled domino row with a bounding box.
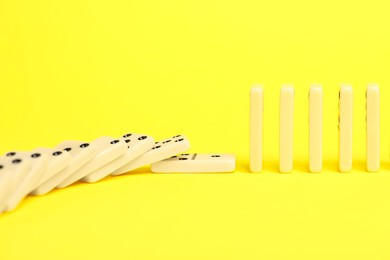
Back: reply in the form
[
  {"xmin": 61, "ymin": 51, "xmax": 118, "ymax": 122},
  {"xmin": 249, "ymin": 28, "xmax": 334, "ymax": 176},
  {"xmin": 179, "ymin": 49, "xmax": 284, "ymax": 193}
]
[
  {"xmin": 0, "ymin": 133, "xmax": 236, "ymax": 214},
  {"xmin": 250, "ymin": 84, "xmax": 381, "ymax": 173}
]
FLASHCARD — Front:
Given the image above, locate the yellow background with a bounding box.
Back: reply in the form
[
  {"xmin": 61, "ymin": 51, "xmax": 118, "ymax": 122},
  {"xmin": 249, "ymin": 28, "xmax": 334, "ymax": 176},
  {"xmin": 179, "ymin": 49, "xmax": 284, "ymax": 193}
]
[{"xmin": 1, "ymin": 0, "xmax": 390, "ymax": 259}]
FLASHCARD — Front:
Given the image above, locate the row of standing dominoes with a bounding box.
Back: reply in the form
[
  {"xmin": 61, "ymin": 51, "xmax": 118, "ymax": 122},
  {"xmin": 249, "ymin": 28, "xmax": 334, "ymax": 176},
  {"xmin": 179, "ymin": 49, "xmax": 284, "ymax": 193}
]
[
  {"xmin": 0, "ymin": 134, "xmax": 236, "ymax": 214},
  {"xmin": 0, "ymin": 85, "xmax": 382, "ymax": 213},
  {"xmin": 250, "ymin": 84, "xmax": 381, "ymax": 173}
]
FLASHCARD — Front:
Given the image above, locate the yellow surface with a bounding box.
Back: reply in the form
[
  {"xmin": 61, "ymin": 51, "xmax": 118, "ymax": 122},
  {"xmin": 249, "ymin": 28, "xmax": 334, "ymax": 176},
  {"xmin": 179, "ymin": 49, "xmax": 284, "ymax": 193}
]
[{"xmin": 1, "ymin": 0, "xmax": 390, "ymax": 259}]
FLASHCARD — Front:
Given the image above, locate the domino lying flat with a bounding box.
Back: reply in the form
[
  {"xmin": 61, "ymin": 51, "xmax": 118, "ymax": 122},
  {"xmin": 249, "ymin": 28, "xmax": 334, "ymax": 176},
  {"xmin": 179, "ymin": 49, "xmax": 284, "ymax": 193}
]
[
  {"xmin": 112, "ymin": 135, "xmax": 190, "ymax": 175},
  {"xmin": 82, "ymin": 133, "xmax": 155, "ymax": 183},
  {"xmin": 151, "ymin": 153, "xmax": 236, "ymax": 173}
]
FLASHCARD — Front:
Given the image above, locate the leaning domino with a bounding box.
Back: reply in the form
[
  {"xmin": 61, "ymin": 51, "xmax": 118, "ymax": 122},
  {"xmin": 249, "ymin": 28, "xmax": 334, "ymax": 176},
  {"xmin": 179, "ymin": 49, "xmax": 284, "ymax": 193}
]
[
  {"xmin": 0, "ymin": 163, "xmax": 15, "ymax": 213},
  {"xmin": 112, "ymin": 135, "xmax": 190, "ymax": 175},
  {"xmin": 32, "ymin": 140, "xmax": 100, "ymax": 195},
  {"xmin": 279, "ymin": 86, "xmax": 294, "ymax": 173},
  {"xmin": 57, "ymin": 137, "xmax": 128, "ymax": 188},
  {"xmin": 250, "ymin": 86, "xmax": 263, "ymax": 173},
  {"xmin": 0, "ymin": 163, "xmax": 12, "ymax": 211},
  {"xmin": 151, "ymin": 153, "xmax": 236, "ymax": 173},
  {"xmin": 29, "ymin": 148, "xmax": 71, "ymax": 193},
  {"xmin": 4, "ymin": 151, "xmax": 49, "ymax": 212},
  {"xmin": 0, "ymin": 154, "xmax": 31, "ymax": 212},
  {"xmin": 82, "ymin": 133, "xmax": 155, "ymax": 183},
  {"xmin": 339, "ymin": 85, "xmax": 353, "ymax": 172},
  {"xmin": 366, "ymin": 84, "xmax": 380, "ymax": 172},
  {"xmin": 309, "ymin": 85, "xmax": 323, "ymax": 173}
]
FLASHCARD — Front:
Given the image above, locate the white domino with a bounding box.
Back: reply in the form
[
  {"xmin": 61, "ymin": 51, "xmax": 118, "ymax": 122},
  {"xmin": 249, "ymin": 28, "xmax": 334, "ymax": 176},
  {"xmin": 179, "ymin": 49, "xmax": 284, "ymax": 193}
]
[
  {"xmin": 0, "ymin": 163, "xmax": 15, "ymax": 213},
  {"xmin": 0, "ymin": 164, "xmax": 10, "ymax": 205},
  {"xmin": 339, "ymin": 85, "xmax": 353, "ymax": 172},
  {"xmin": 366, "ymin": 84, "xmax": 380, "ymax": 172},
  {"xmin": 58, "ymin": 137, "xmax": 128, "ymax": 188},
  {"xmin": 0, "ymin": 154, "xmax": 31, "ymax": 212},
  {"xmin": 309, "ymin": 85, "xmax": 323, "ymax": 173},
  {"xmin": 4, "ymin": 151, "xmax": 50, "ymax": 211},
  {"xmin": 250, "ymin": 86, "xmax": 263, "ymax": 173},
  {"xmin": 112, "ymin": 135, "xmax": 190, "ymax": 175},
  {"xmin": 279, "ymin": 86, "xmax": 294, "ymax": 173},
  {"xmin": 29, "ymin": 148, "xmax": 71, "ymax": 193},
  {"xmin": 151, "ymin": 153, "xmax": 236, "ymax": 173},
  {"xmin": 82, "ymin": 133, "xmax": 155, "ymax": 183},
  {"xmin": 32, "ymin": 140, "xmax": 100, "ymax": 195}
]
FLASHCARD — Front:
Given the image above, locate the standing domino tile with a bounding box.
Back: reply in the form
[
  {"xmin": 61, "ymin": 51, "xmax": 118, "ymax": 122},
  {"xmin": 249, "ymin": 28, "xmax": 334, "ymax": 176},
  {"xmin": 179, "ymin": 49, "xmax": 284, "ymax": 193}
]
[
  {"xmin": 250, "ymin": 86, "xmax": 263, "ymax": 173},
  {"xmin": 82, "ymin": 133, "xmax": 155, "ymax": 183},
  {"xmin": 0, "ymin": 155, "xmax": 31, "ymax": 212},
  {"xmin": 151, "ymin": 153, "xmax": 236, "ymax": 173},
  {"xmin": 4, "ymin": 151, "xmax": 49, "ymax": 212},
  {"xmin": 29, "ymin": 148, "xmax": 71, "ymax": 193},
  {"xmin": 339, "ymin": 85, "xmax": 353, "ymax": 173},
  {"xmin": 309, "ymin": 86, "xmax": 323, "ymax": 173},
  {"xmin": 32, "ymin": 140, "xmax": 100, "ymax": 195},
  {"xmin": 366, "ymin": 84, "xmax": 380, "ymax": 172},
  {"xmin": 112, "ymin": 135, "xmax": 190, "ymax": 175},
  {"xmin": 279, "ymin": 86, "xmax": 294, "ymax": 173},
  {"xmin": 58, "ymin": 137, "xmax": 128, "ymax": 188}
]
